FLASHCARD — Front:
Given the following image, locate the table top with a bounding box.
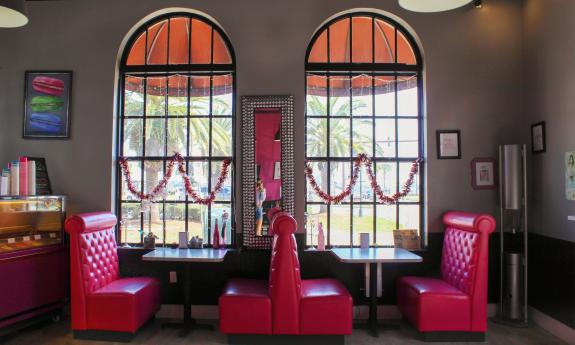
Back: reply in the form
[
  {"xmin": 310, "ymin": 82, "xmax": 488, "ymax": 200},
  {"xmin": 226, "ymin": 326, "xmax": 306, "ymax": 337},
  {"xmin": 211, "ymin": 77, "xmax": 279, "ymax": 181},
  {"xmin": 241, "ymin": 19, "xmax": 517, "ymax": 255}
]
[
  {"xmin": 142, "ymin": 248, "xmax": 229, "ymax": 262},
  {"xmin": 330, "ymin": 247, "xmax": 422, "ymax": 263}
]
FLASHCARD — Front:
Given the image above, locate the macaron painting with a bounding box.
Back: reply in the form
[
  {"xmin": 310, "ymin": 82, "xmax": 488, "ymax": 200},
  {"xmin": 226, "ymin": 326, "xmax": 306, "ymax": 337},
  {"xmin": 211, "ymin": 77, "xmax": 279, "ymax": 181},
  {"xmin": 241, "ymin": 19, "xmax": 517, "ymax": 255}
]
[{"xmin": 24, "ymin": 71, "xmax": 72, "ymax": 138}]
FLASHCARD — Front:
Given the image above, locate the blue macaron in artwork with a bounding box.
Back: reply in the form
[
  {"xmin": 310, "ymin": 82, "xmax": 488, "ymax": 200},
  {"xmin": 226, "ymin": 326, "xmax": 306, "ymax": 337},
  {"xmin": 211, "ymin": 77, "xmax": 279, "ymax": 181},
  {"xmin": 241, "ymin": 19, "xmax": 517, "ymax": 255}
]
[{"xmin": 29, "ymin": 113, "xmax": 63, "ymax": 134}]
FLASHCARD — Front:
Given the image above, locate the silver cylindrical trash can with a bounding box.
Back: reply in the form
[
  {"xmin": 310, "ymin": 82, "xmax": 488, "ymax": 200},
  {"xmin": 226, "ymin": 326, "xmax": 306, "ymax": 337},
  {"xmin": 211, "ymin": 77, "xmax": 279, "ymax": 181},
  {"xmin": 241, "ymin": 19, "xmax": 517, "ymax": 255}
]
[{"xmin": 503, "ymin": 252, "xmax": 524, "ymax": 320}]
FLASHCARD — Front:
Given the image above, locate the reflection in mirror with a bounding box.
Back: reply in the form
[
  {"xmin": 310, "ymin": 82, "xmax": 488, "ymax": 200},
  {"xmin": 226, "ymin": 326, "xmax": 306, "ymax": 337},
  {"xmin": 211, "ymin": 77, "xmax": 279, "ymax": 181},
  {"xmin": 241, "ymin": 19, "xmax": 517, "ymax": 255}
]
[{"xmin": 255, "ymin": 108, "xmax": 282, "ymax": 236}]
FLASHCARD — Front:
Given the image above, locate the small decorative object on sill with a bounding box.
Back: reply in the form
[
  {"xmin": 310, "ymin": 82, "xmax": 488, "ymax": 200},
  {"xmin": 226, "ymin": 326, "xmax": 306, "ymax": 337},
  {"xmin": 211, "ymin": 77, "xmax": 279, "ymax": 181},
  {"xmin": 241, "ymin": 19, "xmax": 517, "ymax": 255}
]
[
  {"xmin": 393, "ymin": 229, "xmax": 420, "ymax": 250},
  {"xmin": 189, "ymin": 236, "xmax": 204, "ymax": 249},
  {"xmin": 317, "ymin": 222, "xmax": 325, "ymax": 251},
  {"xmin": 213, "ymin": 219, "xmax": 221, "ymax": 249},
  {"xmin": 178, "ymin": 232, "xmax": 188, "ymax": 249},
  {"xmin": 221, "ymin": 210, "xmax": 229, "ymax": 246},
  {"xmin": 143, "ymin": 231, "xmax": 158, "ymax": 249},
  {"xmin": 360, "ymin": 233, "xmax": 370, "ymax": 249}
]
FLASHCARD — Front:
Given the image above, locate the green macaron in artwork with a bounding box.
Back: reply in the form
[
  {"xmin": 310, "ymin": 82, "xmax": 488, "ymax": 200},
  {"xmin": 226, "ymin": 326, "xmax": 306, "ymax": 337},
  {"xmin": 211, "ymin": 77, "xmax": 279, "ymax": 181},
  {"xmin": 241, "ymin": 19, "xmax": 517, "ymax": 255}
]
[{"xmin": 31, "ymin": 96, "xmax": 64, "ymax": 112}]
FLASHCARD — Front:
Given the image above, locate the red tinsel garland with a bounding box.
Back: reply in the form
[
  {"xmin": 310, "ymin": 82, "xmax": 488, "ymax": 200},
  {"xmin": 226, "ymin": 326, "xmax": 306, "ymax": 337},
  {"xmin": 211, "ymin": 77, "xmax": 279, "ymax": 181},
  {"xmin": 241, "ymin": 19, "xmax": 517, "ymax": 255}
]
[
  {"xmin": 304, "ymin": 154, "xmax": 422, "ymax": 205},
  {"xmin": 119, "ymin": 153, "xmax": 231, "ymax": 205}
]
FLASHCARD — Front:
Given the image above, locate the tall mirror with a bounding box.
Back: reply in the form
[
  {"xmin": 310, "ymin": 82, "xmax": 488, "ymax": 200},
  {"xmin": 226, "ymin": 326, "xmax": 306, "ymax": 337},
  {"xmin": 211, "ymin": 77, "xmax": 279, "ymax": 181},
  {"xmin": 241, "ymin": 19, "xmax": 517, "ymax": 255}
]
[{"xmin": 242, "ymin": 96, "xmax": 294, "ymax": 249}]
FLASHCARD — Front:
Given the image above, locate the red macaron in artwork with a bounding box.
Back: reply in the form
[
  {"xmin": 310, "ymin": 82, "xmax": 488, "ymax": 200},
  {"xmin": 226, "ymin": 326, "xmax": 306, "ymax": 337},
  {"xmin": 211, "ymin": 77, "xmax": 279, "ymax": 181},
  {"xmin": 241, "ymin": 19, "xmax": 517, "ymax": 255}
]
[{"xmin": 32, "ymin": 76, "xmax": 65, "ymax": 96}]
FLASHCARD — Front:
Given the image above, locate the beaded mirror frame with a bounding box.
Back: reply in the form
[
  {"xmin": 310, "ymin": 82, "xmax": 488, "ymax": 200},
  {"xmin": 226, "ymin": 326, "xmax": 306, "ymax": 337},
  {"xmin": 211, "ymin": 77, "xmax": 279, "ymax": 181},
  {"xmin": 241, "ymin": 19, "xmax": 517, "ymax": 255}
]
[{"xmin": 241, "ymin": 95, "xmax": 295, "ymax": 249}]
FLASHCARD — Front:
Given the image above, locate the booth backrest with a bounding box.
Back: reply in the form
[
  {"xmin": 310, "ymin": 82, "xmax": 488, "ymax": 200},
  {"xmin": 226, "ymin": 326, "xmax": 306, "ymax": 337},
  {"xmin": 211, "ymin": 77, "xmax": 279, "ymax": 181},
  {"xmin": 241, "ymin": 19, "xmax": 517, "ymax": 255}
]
[
  {"xmin": 64, "ymin": 212, "xmax": 119, "ymax": 330},
  {"xmin": 441, "ymin": 211, "xmax": 496, "ymax": 331},
  {"xmin": 268, "ymin": 211, "xmax": 301, "ymax": 334}
]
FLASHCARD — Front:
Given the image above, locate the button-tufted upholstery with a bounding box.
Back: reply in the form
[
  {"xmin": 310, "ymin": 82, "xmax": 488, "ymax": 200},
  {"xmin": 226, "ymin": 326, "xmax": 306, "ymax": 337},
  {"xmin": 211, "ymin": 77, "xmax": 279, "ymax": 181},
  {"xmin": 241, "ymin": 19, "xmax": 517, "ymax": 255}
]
[
  {"xmin": 397, "ymin": 211, "xmax": 495, "ymax": 334},
  {"xmin": 65, "ymin": 212, "xmax": 160, "ymax": 334},
  {"xmin": 219, "ymin": 210, "xmax": 353, "ymax": 335}
]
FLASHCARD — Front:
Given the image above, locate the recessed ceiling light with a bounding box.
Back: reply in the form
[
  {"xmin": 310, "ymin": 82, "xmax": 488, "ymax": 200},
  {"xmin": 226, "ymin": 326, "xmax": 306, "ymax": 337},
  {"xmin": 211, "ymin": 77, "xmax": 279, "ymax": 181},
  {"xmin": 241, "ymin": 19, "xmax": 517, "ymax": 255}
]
[
  {"xmin": 0, "ymin": 0, "xmax": 28, "ymax": 28},
  {"xmin": 399, "ymin": 0, "xmax": 474, "ymax": 13}
]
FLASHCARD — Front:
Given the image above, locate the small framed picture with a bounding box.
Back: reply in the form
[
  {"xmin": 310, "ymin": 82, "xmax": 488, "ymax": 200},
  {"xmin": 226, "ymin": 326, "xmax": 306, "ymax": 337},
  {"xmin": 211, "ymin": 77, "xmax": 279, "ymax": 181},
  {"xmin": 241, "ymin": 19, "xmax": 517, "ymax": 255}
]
[
  {"xmin": 23, "ymin": 71, "xmax": 72, "ymax": 139},
  {"xmin": 471, "ymin": 158, "xmax": 497, "ymax": 190},
  {"xmin": 531, "ymin": 121, "xmax": 546, "ymax": 154},
  {"xmin": 436, "ymin": 130, "xmax": 461, "ymax": 159}
]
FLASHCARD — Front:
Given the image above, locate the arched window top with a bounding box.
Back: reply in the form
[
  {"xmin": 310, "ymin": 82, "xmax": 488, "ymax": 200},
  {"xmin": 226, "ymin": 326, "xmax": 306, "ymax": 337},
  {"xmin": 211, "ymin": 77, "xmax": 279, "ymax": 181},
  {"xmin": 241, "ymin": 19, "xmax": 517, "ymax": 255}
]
[
  {"xmin": 306, "ymin": 13, "xmax": 420, "ymax": 67},
  {"xmin": 123, "ymin": 14, "xmax": 234, "ymax": 67}
]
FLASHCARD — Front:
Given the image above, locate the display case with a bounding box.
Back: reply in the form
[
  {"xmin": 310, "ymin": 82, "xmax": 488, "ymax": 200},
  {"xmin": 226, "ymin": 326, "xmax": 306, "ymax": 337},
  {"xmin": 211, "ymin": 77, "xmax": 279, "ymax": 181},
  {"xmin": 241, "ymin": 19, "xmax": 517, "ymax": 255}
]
[
  {"xmin": 0, "ymin": 195, "xmax": 67, "ymax": 333},
  {"xmin": 0, "ymin": 196, "xmax": 65, "ymax": 255}
]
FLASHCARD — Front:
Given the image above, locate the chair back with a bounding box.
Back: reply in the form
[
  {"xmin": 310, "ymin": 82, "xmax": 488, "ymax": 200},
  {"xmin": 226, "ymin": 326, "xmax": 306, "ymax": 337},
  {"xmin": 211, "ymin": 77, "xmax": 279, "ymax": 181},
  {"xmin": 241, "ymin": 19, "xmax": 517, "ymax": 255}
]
[
  {"xmin": 441, "ymin": 211, "xmax": 496, "ymax": 331},
  {"xmin": 268, "ymin": 211, "xmax": 301, "ymax": 334},
  {"xmin": 64, "ymin": 212, "xmax": 119, "ymax": 330}
]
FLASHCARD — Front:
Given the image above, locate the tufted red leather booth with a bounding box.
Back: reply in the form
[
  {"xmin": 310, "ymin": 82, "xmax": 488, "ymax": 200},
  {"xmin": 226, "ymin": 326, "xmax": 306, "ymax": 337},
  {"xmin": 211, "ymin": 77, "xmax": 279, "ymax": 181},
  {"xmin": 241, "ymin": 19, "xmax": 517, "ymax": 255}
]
[
  {"xmin": 397, "ymin": 211, "xmax": 496, "ymax": 336},
  {"xmin": 219, "ymin": 211, "xmax": 353, "ymax": 335},
  {"xmin": 65, "ymin": 212, "xmax": 161, "ymax": 334}
]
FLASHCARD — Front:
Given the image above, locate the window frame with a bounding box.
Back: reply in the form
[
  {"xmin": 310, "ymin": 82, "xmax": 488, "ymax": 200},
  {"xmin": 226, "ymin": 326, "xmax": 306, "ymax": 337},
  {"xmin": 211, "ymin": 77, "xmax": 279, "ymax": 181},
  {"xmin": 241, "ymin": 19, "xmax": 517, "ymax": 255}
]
[
  {"xmin": 116, "ymin": 12, "xmax": 236, "ymax": 247},
  {"xmin": 304, "ymin": 12, "xmax": 425, "ymax": 248}
]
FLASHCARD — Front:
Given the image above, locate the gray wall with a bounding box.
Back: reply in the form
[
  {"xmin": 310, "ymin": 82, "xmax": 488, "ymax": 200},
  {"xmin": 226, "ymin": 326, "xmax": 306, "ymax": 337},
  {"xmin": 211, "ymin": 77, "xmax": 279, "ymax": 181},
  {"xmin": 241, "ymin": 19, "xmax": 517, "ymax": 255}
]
[
  {"xmin": 0, "ymin": 0, "xmax": 525, "ymax": 235},
  {"xmin": 523, "ymin": 0, "xmax": 575, "ymax": 242}
]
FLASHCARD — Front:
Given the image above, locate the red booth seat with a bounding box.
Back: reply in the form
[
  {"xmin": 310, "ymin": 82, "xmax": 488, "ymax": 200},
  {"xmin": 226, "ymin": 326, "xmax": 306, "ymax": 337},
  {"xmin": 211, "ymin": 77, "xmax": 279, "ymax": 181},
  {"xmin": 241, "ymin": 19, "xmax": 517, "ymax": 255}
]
[
  {"xmin": 397, "ymin": 211, "xmax": 496, "ymax": 338},
  {"xmin": 219, "ymin": 210, "xmax": 352, "ymax": 336},
  {"xmin": 65, "ymin": 212, "xmax": 161, "ymax": 336}
]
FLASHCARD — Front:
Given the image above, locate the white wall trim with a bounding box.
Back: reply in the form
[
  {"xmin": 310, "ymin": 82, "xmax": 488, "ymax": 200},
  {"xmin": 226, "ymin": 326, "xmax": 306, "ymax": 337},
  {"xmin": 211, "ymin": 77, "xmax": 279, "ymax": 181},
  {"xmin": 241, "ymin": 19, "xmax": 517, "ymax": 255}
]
[{"xmin": 530, "ymin": 307, "xmax": 575, "ymax": 345}]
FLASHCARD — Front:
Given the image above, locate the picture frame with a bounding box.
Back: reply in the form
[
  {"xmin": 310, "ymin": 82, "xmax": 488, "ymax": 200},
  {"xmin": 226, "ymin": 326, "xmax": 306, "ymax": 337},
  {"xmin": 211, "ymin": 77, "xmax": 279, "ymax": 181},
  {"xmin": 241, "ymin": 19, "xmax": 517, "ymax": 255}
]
[
  {"xmin": 471, "ymin": 158, "xmax": 497, "ymax": 190},
  {"xmin": 23, "ymin": 71, "xmax": 72, "ymax": 139},
  {"xmin": 436, "ymin": 130, "xmax": 461, "ymax": 159},
  {"xmin": 531, "ymin": 121, "xmax": 546, "ymax": 154}
]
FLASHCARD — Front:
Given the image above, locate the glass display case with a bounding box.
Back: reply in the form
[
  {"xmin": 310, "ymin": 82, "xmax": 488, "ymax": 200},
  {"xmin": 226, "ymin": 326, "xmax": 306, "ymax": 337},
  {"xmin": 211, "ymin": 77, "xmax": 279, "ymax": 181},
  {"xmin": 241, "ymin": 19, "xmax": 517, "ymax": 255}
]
[{"xmin": 0, "ymin": 196, "xmax": 66, "ymax": 255}]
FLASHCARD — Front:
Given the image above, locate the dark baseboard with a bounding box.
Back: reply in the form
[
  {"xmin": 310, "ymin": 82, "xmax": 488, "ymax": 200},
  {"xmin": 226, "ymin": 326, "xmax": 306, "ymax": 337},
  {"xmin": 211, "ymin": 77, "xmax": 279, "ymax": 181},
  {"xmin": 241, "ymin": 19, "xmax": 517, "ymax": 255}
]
[
  {"xmin": 420, "ymin": 331, "xmax": 485, "ymax": 342},
  {"xmin": 228, "ymin": 334, "xmax": 345, "ymax": 345},
  {"xmin": 73, "ymin": 330, "xmax": 136, "ymax": 342}
]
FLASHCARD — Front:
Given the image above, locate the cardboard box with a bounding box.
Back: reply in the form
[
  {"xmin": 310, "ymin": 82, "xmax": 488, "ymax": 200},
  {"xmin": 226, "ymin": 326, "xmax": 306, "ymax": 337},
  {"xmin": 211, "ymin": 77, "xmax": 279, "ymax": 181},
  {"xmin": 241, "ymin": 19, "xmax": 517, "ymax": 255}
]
[{"xmin": 393, "ymin": 229, "xmax": 421, "ymax": 250}]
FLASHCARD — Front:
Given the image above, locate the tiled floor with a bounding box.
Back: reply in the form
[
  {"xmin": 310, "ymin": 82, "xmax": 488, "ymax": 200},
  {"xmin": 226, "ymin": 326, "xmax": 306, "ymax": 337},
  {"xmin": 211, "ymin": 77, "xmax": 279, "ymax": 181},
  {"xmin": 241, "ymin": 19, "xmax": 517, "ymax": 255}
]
[{"xmin": 2, "ymin": 319, "xmax": 567, "ymax": 345}]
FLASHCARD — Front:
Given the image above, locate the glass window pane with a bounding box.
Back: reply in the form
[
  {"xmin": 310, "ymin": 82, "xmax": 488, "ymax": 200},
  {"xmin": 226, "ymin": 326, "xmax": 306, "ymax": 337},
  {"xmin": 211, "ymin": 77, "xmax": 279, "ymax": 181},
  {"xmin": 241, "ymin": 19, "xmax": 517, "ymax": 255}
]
[
  {"xmin": 165, "ymin": 203, "xmax": 185, "ymax": 245},
  {"xmin": 190, "ymin": 76, "xmax": 211, "ymax": 115},
  {"xmin": 211, "ymin": 161, "xmax": 232, "ymax": 201},
  {"xmin": 330, "ymin": 205, "xmax": 350, "ymax": 246},
  {"xmin": 143, "ymin": 202, "xmax": 164, "ymax": 244},
  {"xmin": 375, "ymin": 162, "xmax": 397, "ymax": 196},
  {"xmin": 330, "ymin": 161, "xmax": 351, "ymax": 203},
  {"xmin": 374, "ymin": 19, "xmax": 395, "ymax": 64},
  {"xmin": 144, "ymin": 161, "xmax": 164, "ymax": 194},
  {"xmin": 399, "ymin": 162, "xmax": 419, "ymax": 202},
  {"xmin": 330, "ymin": 118, "xmax": 350, "ymax": 157},
  {"xmin": 352, "ymin": 118, "xmax": 373, "ymax": 156},
  {"xmin": 124, "ymin": 76, "xmax": 144, "ymax": 117},
  {"xmin": 145, "ymin": 119, "xmax": 165, "ymax": 156},
  {"xmin": 353, "ymin": 166, "xmax": 372, "ymax": 202},
  {"xmin": 123, "ymin": 119, "xmax": 143, "ymax": 157},
  {"xmin": 188, "ymin": 161, "xmax": 209, "ymax": 197},
  {"xmin": 397, "ymin": 78, "xmax": 418, "ymax": 117},
  {"xmin": 190, "ymin": 19, "xmax": 212, "ymax": 64},
  {"xmin": 169, "ymin": 17, "xmax": 189, "ymax": 65},
  {"xmin": 147, "ymin": 20, "xmax": 168, "ymax": 65},
  {"xmin": 397, "ymin": 119, "xmax": 419, "ymax": 158},
  {"xmin": 306, "ymin": 161, "xmax": 327, "ymax": 202},
  {"xmin": 212, "ymin": 204, "xmax": 232, "ymax": 244},
  {"xmin": 213, "ymin": 30, "xmax": 232, "ymax": 64},
  {"xmin": 352, "ymin": 75, "xmax": 373, "ymax": 116},
  {"xmin": 121, "ymin": 161, "xmax": 141, "ymax": 201},
  {"xmin": 329, "ymin": 18, "xmax": 350, "ymax": 63},
  {"xmin": 375, "ymin": 119, "xmax": 396, "ymax": 158},
  {"xmin": 399, "ymin": 204, "xmax": 420, "ymax": 231},
  {"xmin": 306, "ymin": 75, "xmax": 327, "ymax": 115},
  {"xmin": 120, "ymin": 202, "xmax": 141, "ymax": 244},
  {"xmin": 212, "ymin": 118, "xmax": 233, "ymax": 156},
  {"xmin": 127, "ymin": 32, "xmax": 146, "ymax": 66},
  {"xmin": 188, "ymin": 203, "xmax": 208, "ymax": 242},
  {"xmin": 375, "ymin": 204, "xmax": 396, "ymax": 246},
  {"xmin": 167, "ymin": 118, "xmax": 187, "ymax": 156},
  {"xmin": 329, "ymin": 76, "xmax": 350, "ymax": 116},
  {"xmin": 352, "ymin": 17, "xmax": 373, "ymax": 63},
  {"xmin": 189, "ymin": 118, "xmax": 209, "ymax": 156},
  {"xmin": 353, "ymin": 205, "xmax": 374, "ymax": 246},
  {"xmin": 167, "ymin": 75, "xmax": 188, "ymax": 116},
  {"xmin": 146, "ymin": 77, "xmax": 167, "ymax": 116},
  {"xmin": 306, "ymin": 204, "xmax": 326, "ymax": 246},
  {"xmin": 374, "ymin": 76, "xmax": 395, "ymax": 116},
  {"xmin": 212, "ymin": 74, "xmax": 233, "ymax": 116},
  {"xmin": 308, "ymin": 30, "xmax": 327, "ymax": 63},
  {"xmin": 397, "ymin": 30, "xmax": 416, "ymax": 65},
  {"xmin": 306, "ymin": 118, "xmax": 327, "ymax": 157},
  {"xmin": 166, "ymin": 165, "xmax": 185, "ymax": 201}
]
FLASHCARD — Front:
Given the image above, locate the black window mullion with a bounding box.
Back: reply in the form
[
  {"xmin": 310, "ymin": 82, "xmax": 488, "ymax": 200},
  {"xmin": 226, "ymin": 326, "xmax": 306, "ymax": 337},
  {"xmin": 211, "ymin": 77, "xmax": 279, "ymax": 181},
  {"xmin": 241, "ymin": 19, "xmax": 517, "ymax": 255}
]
[
  {"xmin": 207, "ymin": 74, "xmax": 214, "ymax": 246},
  {"xmin": 394, "ymin": 28, "xmax": 400, "ymax": 231},
  {"xmin": 185, "ymin": 74, "xmax": 190, "ymax": 235},
  {"xmin": 348, "ymin": 16, "xmax": 353, "ymax": 247},
  {"xmin": 326, "ymin": 25, "xmax": 331, "ymax": 247}
]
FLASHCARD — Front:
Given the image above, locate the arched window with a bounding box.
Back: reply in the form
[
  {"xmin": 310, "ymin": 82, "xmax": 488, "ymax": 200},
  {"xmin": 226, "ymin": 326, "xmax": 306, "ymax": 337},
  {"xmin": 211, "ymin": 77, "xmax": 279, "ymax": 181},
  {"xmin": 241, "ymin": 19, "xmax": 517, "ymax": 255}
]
[
  {"xmin": 117, "ymin": 13, "xmax": 235, "ymax": 246},
  {"xmin": 305, "ymin": 12, "xmax": 423, "ymax": 247}
]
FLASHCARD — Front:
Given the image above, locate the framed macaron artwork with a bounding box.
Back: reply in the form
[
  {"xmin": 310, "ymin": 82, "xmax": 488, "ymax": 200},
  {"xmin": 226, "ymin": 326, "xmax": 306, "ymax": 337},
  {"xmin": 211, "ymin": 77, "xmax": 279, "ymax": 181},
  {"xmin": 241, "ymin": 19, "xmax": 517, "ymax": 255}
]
[{"xmin": 23, "ymin": 71, "xmax": 72, "ymax": 139}]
